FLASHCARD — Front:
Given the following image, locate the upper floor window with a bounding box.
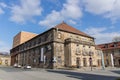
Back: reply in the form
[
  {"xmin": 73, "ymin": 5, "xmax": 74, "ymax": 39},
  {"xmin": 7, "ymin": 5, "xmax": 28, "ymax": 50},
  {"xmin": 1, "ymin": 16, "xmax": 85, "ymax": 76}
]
[
  {"xmin": 105, "ymin": 44, "xmax": 108, "ymax": 48},
  {"xmin": 29, "ymin": 42, "xmax": 31, "ymax": 47},
  {"xmin": 112, "ymin": 50, "xmax": 114, "ymax": 55},
  {"xmin": 34, "ymin": 40, "xmax": 36, "ymax": 46},
  {"xmin": 106, "ymin": 53, "xmax": 108, "ymax": 57},
  {"xmin": 58, "ymin": 33, "xmax": 62, "ymax": 39},
  {"xmin": 114, "ymin": 43, "xmax": 118, "ymax": 47},
  {"xmin": 119, "ymin": 50, "xmax": 120, "ymax": 54},
  {"xmin": 83, "ymin": 45, "xmax": 85, "ymax": 47},
  {"xmin": 38, "ymin": 38, "xmax": 41, "ymax": 44},
  {"xmin": 26, "ymin": 43, "xmax": 28, "ymax": 48}
]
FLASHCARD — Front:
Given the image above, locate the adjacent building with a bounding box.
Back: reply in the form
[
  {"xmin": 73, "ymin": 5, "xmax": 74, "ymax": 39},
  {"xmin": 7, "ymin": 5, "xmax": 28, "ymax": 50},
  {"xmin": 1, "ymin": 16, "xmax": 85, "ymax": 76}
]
[
  {"xmin": 0, "ymin": 53, "xmax": 11, "ymax": 66},
  {"xmin": 98, "ymin": 42, "xmax": 120, "ymax": 67},
  {"xmin": 13, "ymin": 31, "xmax": 37, "ymax": 48},
  {"xmin": 10, "ymin": 22, "xmax": 102, "ymax": 69}
]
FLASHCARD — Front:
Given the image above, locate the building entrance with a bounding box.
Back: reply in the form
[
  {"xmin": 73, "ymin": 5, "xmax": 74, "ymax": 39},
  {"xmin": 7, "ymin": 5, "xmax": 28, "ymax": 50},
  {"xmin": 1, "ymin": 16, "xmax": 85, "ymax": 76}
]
[
  {"xmin": 119, "ymin": 59, "xmax": 120, "ymax": 66},
  {"xmin": 83, "ymin": 58, "xmax": 87, "ymax": 67},
  {"xmin": 76, "ymin": 57, "xmax": 80, "ymax": 68}
]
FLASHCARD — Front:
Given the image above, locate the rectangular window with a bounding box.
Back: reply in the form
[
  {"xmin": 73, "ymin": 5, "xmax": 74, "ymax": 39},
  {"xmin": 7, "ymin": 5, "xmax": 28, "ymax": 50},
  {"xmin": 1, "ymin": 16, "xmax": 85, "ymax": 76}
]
[
  {"xmin": 112, "ymin": 50, "xmax": 114, "ymax": 55},
  {"xmin": 105, "ymin": 44, "xmax": 108, "ymax": 48},
  {"xmin": 106, "ymin": 59, "xmax": 109, "ymax": 66},
  {"xmin": 38, "ymin": 38, "xmax": 41, "ymax": 44},
  {"xmin": 40, "ymin": 48, "xmax": 44, "ymax": 61},
  {"xmin": 114, "ymin": 43, "xmax": 117, "ymax": 47},
  {"xmin": 119, "ymin": 50, "xmax": 120, "ymax": 54},
  {"xmin": 106, "ymin": 53, "xmax": 108, "ymax": 57}
]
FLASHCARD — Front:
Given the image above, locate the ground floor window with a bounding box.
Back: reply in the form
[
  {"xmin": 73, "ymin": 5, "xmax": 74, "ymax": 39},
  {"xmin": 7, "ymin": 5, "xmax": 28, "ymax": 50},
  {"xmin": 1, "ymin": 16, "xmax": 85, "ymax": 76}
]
[
  {"xmin": 83, "ymin": 58, "xmax": 87, "ymax": 67},
  {"xmin": 76, "ymin": 57, "xmax": 81, "ymax": 68}
]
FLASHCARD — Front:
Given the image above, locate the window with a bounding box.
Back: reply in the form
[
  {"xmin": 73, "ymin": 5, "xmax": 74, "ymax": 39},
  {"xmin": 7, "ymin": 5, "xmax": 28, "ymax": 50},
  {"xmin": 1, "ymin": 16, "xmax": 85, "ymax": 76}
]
[
  {"xmin": 106, "ymin": 53, "xmax": 108, "ymax": 57},
  {"xmin": 47, "ymin": 44, "xmax": 52, "ymax": 50},
  {"xmin": 26, "ymin": 43, "xmax": 28, "ymax": 49},
  {"xmin": 34, "ymin": 40, "xmax": 36, "ymax": 46},
  {"xmin": 76, "ymin": 46, "xmax": 80, "ymax": 54},
  {"xmin": 106, "ymin": 59, "xmax": 109, "ymax": 66},
  {"xmin": 112, "ymin": 50, "xmax": 114, "ymax": 55},
  {"xmin": 119, "ymin": 50, "xmax": 120, "ymax": 54},
  {"xmin": 76, "ymin": 36, "xmax": 79, "ymax": 38},
  {"xmin": 57, "ymin": 56, "xmax": 62, "ymax": 63},
  {"xmin": 58, "ymin": 33, "xmax": 62, "ymax": 39},
  {"xmin": 41, "ymin": 37, "xmax": 45, "ymax": 42},
  {"xmin": 38, "ymin": 38, "xmax": 41, "ymax": 44},
  {"xmin": 83, "ymin": 45, "xmax": 85, "ymax": 47},
  {"xmin": 105, "ymin": 44, "xmax": 108, "ymax": 48},
  {"xmin": 70, "ymin": 35, "xmax": 73, "ymax": 38},
  {"xmin": 5, "ymin": 60, "xmax": 8, "ymax": 64},
  {"xmin": 114, "ymin": 43, "xmax": 117, "ymax": 47}
]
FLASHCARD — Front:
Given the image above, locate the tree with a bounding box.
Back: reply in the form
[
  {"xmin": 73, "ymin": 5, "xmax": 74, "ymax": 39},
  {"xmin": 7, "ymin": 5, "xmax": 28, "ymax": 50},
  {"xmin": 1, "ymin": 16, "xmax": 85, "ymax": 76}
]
[{"xmin": 112, "ymin": 36, "xmax": 120, "ymax": 42}]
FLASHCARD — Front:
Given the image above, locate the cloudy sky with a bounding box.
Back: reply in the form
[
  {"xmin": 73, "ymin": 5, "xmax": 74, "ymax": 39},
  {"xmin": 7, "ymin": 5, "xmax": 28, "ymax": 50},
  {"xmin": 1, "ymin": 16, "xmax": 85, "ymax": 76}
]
[{"xmin": 0, "ymin": 0, "xmax": 120, "ymax": 52}]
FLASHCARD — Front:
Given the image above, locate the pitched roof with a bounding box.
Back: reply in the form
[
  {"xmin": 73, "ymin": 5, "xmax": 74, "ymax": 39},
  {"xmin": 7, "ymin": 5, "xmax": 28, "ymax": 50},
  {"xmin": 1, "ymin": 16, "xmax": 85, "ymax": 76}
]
[
  {"xmin": 97, "ymin": 41, "xmax": 120, "ymax": 50},
  {"xmin": 54, "ymin": 22, "xmax": 93, "ymax": 38}
]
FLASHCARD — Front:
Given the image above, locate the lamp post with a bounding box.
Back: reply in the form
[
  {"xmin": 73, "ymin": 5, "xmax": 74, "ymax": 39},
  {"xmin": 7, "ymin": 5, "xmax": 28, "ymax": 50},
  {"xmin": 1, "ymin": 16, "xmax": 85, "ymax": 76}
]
[{"xmin": 89, "ymin": 51, "xmax": 92, "ymax": 71}]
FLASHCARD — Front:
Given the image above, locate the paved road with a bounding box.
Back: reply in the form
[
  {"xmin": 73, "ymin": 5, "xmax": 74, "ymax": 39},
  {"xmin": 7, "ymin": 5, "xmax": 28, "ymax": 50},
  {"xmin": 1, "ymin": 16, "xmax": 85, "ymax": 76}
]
[{"xmin": 0, "ymin": 66, "xmax": 119, "ymax": 80}]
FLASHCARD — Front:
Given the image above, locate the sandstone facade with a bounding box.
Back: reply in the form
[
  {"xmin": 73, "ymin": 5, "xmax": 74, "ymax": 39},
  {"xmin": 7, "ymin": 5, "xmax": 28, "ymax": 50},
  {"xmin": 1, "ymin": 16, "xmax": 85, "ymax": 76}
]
[{"xmin": 10, "ymin": 22, "xmax": 102, "ymax": 69}]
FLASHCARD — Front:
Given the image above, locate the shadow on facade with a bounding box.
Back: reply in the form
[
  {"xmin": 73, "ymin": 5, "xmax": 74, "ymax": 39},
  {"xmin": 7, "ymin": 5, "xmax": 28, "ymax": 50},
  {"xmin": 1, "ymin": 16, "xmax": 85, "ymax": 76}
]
[{"xmin": 46, "ymin": 70, "xmax": 119, "ymax": 80}]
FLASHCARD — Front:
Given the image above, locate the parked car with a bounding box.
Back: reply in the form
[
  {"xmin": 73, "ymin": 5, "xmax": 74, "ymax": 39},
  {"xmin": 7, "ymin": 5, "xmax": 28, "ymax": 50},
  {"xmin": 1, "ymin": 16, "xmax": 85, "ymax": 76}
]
[
  {"xmin": 17, "ymin": 65, "xmax": 22, "ymax": 68},
  {"xmin": 23, "ymin": 65, "xmax": 32, "ymax": 69},
  {"xmin": 13, "ymin": 63, "xmax": 21, "ymax": 68},
  {"xmin": 13, "ymin": 63, "xmax": 18, "ymax": 68}
]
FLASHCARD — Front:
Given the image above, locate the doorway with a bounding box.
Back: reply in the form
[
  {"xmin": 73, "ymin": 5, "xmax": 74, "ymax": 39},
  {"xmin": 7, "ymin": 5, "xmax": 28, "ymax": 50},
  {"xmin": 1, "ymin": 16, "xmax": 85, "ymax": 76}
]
[
  {"xmin": 83, "ymin": 58, "xmax": 87, "ymax": 67},
  {"xmin": 76, "ymin": 57, "xmax": 81, "ymax": 68},
  {"xmin": 118, "ymin": 59, "xmax": 120, "ymax": 66}
]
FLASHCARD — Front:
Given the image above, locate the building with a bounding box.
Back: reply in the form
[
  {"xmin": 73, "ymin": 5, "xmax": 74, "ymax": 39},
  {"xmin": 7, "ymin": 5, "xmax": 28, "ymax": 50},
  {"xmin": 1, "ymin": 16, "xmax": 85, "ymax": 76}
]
[
  {"xmin": 10, "ymin": 22, "xmax": 102, "ymax": 69},
  {"xmin": 13, "ymin": 31, "xmax": 37, "ymax": 48},
  {"xmin": 0, "ymin": 53, "xmax": 11, "ymax": 66},
  {"xmin": 98, "ymin": 42, "xmax": 120, "ymax": 67}
]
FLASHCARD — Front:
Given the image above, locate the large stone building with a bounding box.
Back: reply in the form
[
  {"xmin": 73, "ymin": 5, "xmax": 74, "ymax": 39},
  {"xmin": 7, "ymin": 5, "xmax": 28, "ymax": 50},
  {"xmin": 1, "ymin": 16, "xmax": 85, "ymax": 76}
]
[
  {"xmin": 10, "ymin": 22, "xmax": 102, "ymax": 69},
  {"xmin": 98, "ymin": 42, "xmax": 120, "ymax": 67}
]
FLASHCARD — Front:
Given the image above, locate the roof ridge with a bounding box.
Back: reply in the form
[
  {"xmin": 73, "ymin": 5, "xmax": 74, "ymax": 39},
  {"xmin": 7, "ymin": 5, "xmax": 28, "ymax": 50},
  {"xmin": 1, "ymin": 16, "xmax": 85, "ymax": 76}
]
[{"xmin": 54, "ymin": 22, "xmax": 93, "ymax": 38}]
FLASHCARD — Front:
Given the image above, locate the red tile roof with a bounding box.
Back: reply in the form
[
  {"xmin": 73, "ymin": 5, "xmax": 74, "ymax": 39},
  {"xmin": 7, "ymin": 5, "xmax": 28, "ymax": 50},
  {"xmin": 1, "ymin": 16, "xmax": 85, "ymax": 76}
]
[
  {"xmin": 54, "ymin": 22, "xmax": 93, "ymax": 38},
  {"xmin": 95, "ymin": 45, "xmax": 102, "ymax": 50},
  {"xmin": 97, "ymin": 42, "xmax": 120, "ymax": 50}
]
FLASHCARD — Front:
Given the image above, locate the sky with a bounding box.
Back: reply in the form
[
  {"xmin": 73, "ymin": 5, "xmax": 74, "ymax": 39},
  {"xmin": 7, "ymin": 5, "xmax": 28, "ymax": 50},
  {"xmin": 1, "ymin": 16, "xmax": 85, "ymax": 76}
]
[{"xmin": 0, "ymin": 0, "xmax": 120, "ymax": 53}]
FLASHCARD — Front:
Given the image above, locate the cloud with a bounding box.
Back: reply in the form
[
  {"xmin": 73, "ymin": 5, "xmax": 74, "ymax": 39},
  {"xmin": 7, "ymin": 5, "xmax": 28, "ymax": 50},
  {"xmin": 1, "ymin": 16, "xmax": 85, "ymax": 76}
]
[
  {"xmin": 47, "ymin": 0, "xmax": 62, "ymax": 7},
  {"xmin": 39, "ymin": 0, "xmax": 82, "ymax": 27},
  {"xmin": 85, "ymin": 27, "xmax": 120, "ymax": 44},
  {"xmin": 0, "ymin": 2, "xmax": 7, "ymax": 14},
  {"xmin": 61, "ymin": 0, "xmax": 82, "ymax": 19},
  {"xmin": 39, "ymin": 10, "xmax": 63, "ymax": 28},
  {"xmin": 68, "ymin": 20, "xmax": 77, "ymax": 25},
  {"xmin": 0, "ymin": 41, "xmax": 11, "ymax": 53},
  {"xmin": 83, "ymin": 0, "xmax": 114, "ymax": 15},
  {"xmin": 106, "ymin": 0, "xmax": 120, "ymax": 22},
  {"xmin": 10, "ymin": 0, "xmax": 42, "ymax": 23},
  {"xmin": 0, "ymin": 8, "xmax": 4, "ymax": 14},
  {"xmin": 83, "ymin": 0, "xmax": 120, "ymax": 23}
]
